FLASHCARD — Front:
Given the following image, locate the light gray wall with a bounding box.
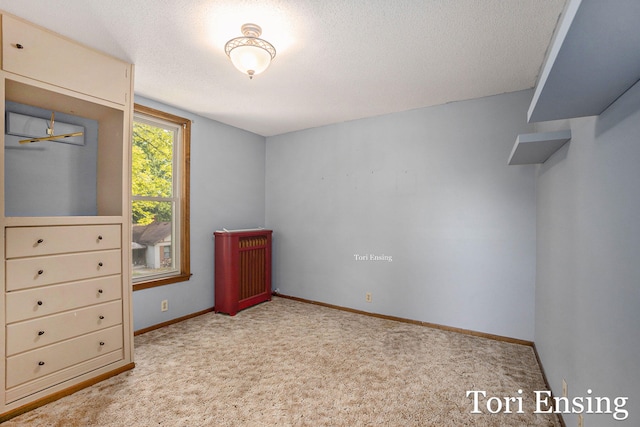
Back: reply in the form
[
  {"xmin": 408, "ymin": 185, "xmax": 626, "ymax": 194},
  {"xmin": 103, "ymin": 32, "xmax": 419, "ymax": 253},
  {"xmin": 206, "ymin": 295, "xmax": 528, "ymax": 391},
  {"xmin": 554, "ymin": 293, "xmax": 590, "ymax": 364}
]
[
  {"xmin": 132, "ymin": 96, "xmax": 265, "ymax": 331},
  {"xmin": 535, "ymin": 81, "xmax": 640, "ymax": 426},
  {"xmin": 265, "ymin": 90, "xmax": 537, "ymax": 340},
  {"xmin": 4, "ymin": 101, "xmax": 98, "ymax": 216}
]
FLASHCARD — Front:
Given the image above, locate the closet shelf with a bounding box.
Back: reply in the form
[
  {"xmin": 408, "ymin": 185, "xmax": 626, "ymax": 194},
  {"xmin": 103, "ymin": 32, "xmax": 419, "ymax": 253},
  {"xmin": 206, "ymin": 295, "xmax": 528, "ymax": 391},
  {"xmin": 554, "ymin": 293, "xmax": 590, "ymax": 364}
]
[
  {"xmin": 527, "ymin": 0, "xmax": 640, "ymax": 123},
  {"xmin": 508, "ymin": 130, "xmax": 571, "ymax": 165}
]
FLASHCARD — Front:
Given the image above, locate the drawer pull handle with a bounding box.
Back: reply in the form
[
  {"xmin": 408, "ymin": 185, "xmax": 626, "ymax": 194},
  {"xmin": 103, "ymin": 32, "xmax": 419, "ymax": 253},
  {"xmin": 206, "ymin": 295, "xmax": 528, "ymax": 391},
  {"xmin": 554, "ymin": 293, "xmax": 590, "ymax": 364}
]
[
  {"xmin": 99, "ymin": 315, "xmax": 105, "ymax": 320},
  {"xmin": 37, "ymin": 238, "xmax": 44, "ymax": 244},
  {"xmin": 98, "ymin": 289, "xmax": 104, "ymax": 294},
  {"xmin": 37, "ymin": 300, "xmax": 43, "ymax": 306},
  {"xmin": 38, "ymin": 361, "xmax": 45, "ymax": 366},
  {"xmin": 98, "ymin": 235, "xmax": 103, "ymax": 240},
  {"xmin": 38, "ymin": 330, "xmax": 45, "ymax": 336},
  {"xmin": 98, "ymin": 262, "xmax": 103, "ymax": 267},
  {"xmin": 38, "ymin": 269, "xmax": 44, "ymax": 275},
  {"xmin": 16, "ymin": 43, "xmax": 24, "ymax": 49},
  {"xmin": 99, "ymin": 342, "xmax": 105, "ymax": 346}
]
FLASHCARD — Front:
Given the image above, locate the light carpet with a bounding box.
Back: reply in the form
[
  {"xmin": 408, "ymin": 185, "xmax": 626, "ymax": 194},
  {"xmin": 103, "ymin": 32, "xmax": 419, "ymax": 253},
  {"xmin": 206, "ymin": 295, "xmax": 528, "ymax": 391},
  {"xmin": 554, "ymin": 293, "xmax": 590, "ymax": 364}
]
[{"xmin": 4, "ymin": 297, "xmax": 560, "ymax": 426}]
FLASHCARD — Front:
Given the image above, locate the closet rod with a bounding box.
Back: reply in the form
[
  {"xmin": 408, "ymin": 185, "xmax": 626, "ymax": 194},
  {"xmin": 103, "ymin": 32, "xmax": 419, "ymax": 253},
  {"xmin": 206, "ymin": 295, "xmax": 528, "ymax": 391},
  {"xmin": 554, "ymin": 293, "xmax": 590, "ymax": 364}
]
[{"xmin": 18, "ymin": 112, "xmax": 84, "ymax": 144}]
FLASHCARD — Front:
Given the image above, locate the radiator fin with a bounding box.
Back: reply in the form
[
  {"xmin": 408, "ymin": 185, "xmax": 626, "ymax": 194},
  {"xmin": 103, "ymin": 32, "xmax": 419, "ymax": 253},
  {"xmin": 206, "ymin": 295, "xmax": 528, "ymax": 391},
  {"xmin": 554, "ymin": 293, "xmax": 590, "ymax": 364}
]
[{"xmin": 239, "ymin": 236, "xmax": 267, "ymax": 301}]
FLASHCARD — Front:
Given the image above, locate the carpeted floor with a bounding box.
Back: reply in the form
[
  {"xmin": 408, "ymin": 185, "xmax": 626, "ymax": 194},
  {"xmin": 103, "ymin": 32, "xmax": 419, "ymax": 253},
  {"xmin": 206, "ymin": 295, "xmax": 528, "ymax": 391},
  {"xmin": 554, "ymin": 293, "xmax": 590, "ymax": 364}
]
[{"xmin": 4, "ymin": 297, "xmax": 560, "ymax": 426}]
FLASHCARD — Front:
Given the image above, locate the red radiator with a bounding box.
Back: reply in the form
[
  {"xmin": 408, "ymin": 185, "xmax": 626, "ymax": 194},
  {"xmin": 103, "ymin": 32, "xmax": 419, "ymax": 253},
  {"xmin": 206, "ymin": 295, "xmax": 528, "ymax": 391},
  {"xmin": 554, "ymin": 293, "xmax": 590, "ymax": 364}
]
[{"xmin": 214, "ymin": 229, "xmax": 272, "ymax": 315}]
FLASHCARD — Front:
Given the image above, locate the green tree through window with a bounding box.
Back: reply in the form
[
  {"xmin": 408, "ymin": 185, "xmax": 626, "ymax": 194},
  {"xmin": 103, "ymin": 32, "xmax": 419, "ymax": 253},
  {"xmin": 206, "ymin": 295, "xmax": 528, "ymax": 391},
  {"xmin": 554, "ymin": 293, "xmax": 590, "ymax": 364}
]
[{"xmin": 132, "ymin": 122, "xmax": 173, "ymax": 225}]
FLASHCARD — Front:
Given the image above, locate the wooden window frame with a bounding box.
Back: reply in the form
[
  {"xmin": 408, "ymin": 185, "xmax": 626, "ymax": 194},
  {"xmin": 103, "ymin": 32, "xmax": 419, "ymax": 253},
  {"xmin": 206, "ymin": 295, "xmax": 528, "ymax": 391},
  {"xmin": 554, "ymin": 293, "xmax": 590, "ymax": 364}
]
[{"xmin": 132, "ymin": 104, "xmax": 191, "ymax": 291}]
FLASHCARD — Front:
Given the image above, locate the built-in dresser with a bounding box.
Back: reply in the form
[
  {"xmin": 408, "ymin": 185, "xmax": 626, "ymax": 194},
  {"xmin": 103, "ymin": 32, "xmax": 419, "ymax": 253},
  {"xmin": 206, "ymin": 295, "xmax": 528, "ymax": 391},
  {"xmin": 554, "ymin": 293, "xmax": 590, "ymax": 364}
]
[{"xmin": 0, "ymin": 11, "xmax": 134, "ymax": 421}]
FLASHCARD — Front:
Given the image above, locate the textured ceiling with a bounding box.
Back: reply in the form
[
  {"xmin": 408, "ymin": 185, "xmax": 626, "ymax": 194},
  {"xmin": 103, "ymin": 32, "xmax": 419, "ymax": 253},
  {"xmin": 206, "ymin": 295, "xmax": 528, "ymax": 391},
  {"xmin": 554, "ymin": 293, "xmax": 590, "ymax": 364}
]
[{"xmin": 0, "ymin": 0, "xmax": 566, "ymax": 136}]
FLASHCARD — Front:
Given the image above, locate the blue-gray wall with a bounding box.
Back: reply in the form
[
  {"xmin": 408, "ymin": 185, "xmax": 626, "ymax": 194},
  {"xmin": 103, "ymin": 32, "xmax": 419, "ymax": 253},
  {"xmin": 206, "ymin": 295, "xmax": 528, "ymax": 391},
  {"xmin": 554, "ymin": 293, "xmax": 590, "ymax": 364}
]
[
  {"xmin": 265, "ymin": 90, "xmax": 537, "ymax": 340},
  {"xmin": 4, "ymin": 102, "xmax": 98, "ymax": 216},
  {"xmin": 535, "ymin": 81, "xmax": 640, "ymax": 426},
  {"xmin": 132, "ymin": 96, "xmax": 265, "ymax": 331}
]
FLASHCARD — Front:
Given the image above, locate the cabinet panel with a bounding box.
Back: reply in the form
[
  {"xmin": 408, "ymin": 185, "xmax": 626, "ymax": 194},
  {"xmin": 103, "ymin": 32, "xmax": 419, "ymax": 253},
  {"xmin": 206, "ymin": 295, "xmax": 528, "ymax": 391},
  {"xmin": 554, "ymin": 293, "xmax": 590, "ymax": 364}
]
[
  {"xmin": 6, "ymin": 225, "xmax": 121, "ymax": 259},
  {"xmin": 5, "ymin": 275, "xmax": 122, "ymax": 324},
  {"xmin": 2, "ymin": 15, "xmax": 129, "ymax": 105},
  {"xmin": 6, "ymin": 250, "xmax": 121, "ymax": 291},
  {"xmin": 6, "ymin": 325, "xmax": 123, "ymax": 389},
  {"xmin": 6, "ymin": 300, "xmax": 122, "ymax": 356}
]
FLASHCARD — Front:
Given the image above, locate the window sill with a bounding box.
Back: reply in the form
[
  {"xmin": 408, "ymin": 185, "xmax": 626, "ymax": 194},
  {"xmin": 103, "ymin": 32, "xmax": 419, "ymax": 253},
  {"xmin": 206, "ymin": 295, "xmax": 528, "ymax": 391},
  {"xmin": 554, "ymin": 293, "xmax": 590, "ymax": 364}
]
[{"xmin": 132, "ymin": 273, "xmax": 192, "ymax": 291}]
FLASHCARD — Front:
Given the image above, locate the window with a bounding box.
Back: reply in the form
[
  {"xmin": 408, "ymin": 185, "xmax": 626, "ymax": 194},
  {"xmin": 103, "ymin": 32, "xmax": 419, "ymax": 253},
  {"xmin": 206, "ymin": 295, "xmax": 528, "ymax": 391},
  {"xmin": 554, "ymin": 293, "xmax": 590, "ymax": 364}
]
[{"xmin": 132, "ymin": 104, "xmax": 190, "ymax": 290}]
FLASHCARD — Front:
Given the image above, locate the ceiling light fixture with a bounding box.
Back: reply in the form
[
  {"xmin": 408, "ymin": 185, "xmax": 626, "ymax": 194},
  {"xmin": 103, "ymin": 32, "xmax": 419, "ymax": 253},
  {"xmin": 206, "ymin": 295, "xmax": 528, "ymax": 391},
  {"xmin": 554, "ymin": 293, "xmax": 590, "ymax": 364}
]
[{"xmin": 225, "ymin": 23, "xmax": 276, "ymax": 79}]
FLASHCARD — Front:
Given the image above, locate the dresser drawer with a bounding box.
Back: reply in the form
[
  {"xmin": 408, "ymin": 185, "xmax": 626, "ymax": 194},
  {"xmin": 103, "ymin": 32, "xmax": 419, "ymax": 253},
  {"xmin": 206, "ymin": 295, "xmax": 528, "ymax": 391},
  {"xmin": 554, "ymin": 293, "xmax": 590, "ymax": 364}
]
[
  {"xmin": 5, "ymin": 351, "xmax": 124, "ymax": 404},
  {"xmin": 5, "ymin": 224, "xmax": 121, "ymax": 259},
  {"xmin": 6, "ymin": 300, "xmax": 122, "ymax": 356},
  {"xmin": 6, "ymin": 325, "xmax": 123, "ymax": 389},
  {"xmin": 5, "ymin": 275, "xmax": 121, "ymax": 324},
  {"xmin": 6, "ymin": 351, "xmax": 124, "ymax": 404},
  {"xmin": 6, "ymin": 249, "xmax": 121, "ymax": 291},
  {"xmin": 2, "ymin": 15, "xmax": 130, "ymax": 105}
]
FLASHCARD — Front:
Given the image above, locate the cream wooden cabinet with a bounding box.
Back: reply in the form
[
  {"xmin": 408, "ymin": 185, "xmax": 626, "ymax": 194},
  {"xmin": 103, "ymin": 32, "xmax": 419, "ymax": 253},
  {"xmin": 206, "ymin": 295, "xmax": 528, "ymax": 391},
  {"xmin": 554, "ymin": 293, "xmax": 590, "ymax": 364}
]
[
  {"xmin": 1, "ymin": 15, "xmax": 130, "ymax": 105},
  {"xmin": 0, "ymin": 11, "xmax": 134, "ymax": 421}
]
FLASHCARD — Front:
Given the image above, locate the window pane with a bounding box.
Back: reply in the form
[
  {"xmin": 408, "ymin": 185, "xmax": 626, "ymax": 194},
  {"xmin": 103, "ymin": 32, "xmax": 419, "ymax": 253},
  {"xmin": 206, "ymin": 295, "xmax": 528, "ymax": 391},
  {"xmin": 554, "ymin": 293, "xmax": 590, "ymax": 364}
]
[
  {"xmin": 131, "ymin": 104, "xmax": 190, "ymax": 291},
  {"xmin": 132, "ymin": 121, "xmax": 174, "ymax": 198},
  {"xmin": 132, "ymin": 200, "xmax": 177, "ymax": 280}
]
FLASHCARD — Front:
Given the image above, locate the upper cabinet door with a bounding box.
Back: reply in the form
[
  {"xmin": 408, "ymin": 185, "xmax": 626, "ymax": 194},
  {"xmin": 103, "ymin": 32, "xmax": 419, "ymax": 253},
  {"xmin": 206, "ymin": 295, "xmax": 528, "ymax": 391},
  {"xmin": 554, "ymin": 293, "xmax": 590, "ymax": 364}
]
[{"xmin": 1, "ymin": 14, "xmax": 130, "ymax": 105}]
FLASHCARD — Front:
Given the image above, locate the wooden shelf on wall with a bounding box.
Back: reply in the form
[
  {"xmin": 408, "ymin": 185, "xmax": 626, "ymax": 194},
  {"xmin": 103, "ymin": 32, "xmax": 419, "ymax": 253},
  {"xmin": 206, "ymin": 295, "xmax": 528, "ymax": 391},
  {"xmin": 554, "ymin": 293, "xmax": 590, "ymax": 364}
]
[
  {"xmin": 527, "ymin": 0, "xmax": 640, "ymax": 123},
  {"xmin": 508, "ymin": 130, "xmax": 571, "ymax": 165}
]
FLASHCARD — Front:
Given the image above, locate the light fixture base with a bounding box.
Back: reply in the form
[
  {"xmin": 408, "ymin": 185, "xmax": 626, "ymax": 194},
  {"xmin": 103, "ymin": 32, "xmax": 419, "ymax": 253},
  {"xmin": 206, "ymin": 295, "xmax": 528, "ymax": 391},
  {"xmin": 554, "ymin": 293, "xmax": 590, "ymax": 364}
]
[{"xmin": 241, "ymin": 23, "xmax": 262, "ymax": 38}]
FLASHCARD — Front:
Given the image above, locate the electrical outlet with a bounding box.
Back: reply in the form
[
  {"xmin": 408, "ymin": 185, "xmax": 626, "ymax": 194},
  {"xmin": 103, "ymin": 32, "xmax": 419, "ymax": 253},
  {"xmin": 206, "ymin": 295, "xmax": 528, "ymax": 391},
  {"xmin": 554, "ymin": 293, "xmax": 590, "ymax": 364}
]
[
  {"xmin": 577, "ymin": 414, "xmax": 583, "ymax": 427},
  {"xmin": 365, "ymin": 292, "xmax": 372, "ymax": 303},
  {"xmin": 161, "ymin": 300, "xmax": 168, "ymax": 312},
  {"xmin": 562, "ymin": 378, "xmax": 568, "ymax": 398}
]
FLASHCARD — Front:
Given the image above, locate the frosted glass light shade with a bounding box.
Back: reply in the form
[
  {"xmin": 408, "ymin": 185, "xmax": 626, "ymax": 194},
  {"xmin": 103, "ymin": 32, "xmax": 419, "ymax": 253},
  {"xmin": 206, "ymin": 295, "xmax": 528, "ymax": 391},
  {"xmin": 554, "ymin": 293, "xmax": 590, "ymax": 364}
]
[
  {"xmin": 229, "ymin": 45, "xmax": 272, "ymax": 77},
  {"xmin": 225, "ymin": 24, "xmax": 276, "ymax": 79}
]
